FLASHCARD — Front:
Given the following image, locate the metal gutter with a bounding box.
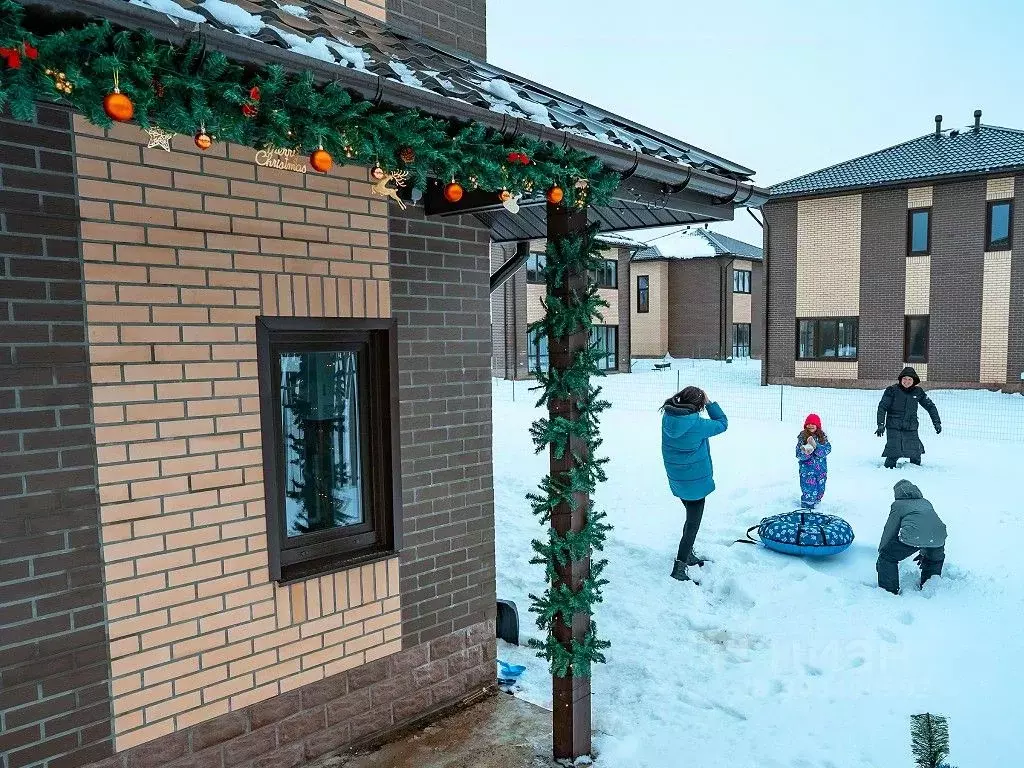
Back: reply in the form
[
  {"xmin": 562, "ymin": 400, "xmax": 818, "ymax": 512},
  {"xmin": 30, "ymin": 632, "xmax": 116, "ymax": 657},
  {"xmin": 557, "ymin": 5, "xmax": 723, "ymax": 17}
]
[{"xmin": 26, "ymin": 0, "xmax": 769, "ymax": 209}]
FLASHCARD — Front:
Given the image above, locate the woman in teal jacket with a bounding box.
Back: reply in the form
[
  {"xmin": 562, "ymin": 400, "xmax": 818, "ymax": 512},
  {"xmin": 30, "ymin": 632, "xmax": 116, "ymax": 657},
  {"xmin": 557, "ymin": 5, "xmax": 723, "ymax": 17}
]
[{"xmin": 661, "ymin": 386, "xmax": 728, "ymax": 582}]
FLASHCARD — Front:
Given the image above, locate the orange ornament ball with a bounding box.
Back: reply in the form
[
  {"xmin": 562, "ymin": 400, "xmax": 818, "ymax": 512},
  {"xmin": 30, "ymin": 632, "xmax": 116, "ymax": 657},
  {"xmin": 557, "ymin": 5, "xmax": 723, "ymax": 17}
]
[
  {"xmin": 499, "ymin": 189, "xmax": 512, "ymax": 202},
  {"xmin": 103, "ymin": 91, "xmax": 134, "ymax": 122},
  {"xmin": 310, "ymin": 148, "xmax": 333, "ymax": 173},
  {"xmin": 444, "ymin": 182, "xmax": 464, "ymax": 203},
  {"xmin": 194, "ymin": 131, "xmax": 213, "ymax": 151},
  {"xmin": 546, "ymin": 186, "xmax": 565, "ymax": 205}
]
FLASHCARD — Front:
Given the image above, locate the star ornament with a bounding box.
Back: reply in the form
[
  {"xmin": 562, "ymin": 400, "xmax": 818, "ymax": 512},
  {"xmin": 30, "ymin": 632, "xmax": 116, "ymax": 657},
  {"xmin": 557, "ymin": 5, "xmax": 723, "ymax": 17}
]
[{"xmin": 145, "ymin": 127, "xmax": 174, "ymax": 152}]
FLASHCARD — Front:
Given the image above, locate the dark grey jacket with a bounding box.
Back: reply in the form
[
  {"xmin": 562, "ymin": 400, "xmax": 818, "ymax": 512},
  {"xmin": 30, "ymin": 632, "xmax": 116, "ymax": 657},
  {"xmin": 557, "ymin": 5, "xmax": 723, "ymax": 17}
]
[
  {"xmin": 877, "ymin": 367, "xmax": 940, "ymax": 459},
  {"xmin": 878, "ymin": 480, "xmax": 947, "ymax": 551}
]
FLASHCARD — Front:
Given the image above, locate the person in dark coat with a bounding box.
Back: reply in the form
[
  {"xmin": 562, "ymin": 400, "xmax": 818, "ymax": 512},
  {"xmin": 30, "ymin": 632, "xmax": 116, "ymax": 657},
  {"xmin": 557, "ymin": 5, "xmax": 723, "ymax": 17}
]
[
  {"xmin": 876, "ymin": 367, "xmax": 941, "ymax": 468},
  {"xmin": 876, "ymin": 480, "xmax": 947, "ymax": 594},
  {"xmin": 661, "ymin": 386, "xmax": 728, "ymax": 583}
]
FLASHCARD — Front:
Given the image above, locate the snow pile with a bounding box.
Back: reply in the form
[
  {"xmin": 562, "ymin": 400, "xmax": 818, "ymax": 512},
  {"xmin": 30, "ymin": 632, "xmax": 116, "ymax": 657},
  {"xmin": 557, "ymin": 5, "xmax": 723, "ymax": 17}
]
[
  {"xmin": 493, "ymin": 369, "xmax": 1024, "ymax": 767},
  {"xmin": 276, "ymin": 3, "xmax": 308, "ymax": 17},
  {"xmin": 389, "ymin": 61, "xmax": 425, "ymax": 89},
  {"xmin": 482, "ymin": 78, "xmax": 553, "ymax": 126},
  {"xmin": 642, "ymin": 226, "xmax": 719, "ymax": 259},
  {"xmin": 130, "ymin": 0, "xmax": 205, "ymax": 23},
  {"xmin": 200, "ymin": 0, "xmax": 263, "ymax": 35}
]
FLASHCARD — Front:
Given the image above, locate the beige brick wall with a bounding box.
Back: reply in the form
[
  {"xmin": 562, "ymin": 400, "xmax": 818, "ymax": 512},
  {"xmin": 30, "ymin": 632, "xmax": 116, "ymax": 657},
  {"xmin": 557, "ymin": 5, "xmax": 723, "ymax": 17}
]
[
  {"xmin": 75, "ymin": 118, "xmax": 400, "ymax": 750},
  {"xmin": 526, "ymin": 283, "xmax": 544, "ymax": 324},
  {"xmin": 981, "ymin": 251, "xmax": 1012, "ymax": 383},
  {"xmin": 794, "ymin": 360, "xmax": 859, "ymax": 379},
  {"xmin": 987, "ymin": 177, "xmax": 1015, "ymax": 200},
  {"xmin": 905, "ymin": 256, "xmax": 931, "ymax": 315},
  {"xmin": 526, "ymin": 246, "xmax": 622, "ymax": 326},
  {"xmin": 796, "ymin": 195, "xmax": 862, "ymax": 317},
  {"xmin": 732, "ymin": 258, "xmax": 753, "ymax": 324},
  {"xmin": 631, "ymin": 261, "xmax": 668, "ymax": 357},
  {"xmin": 345, "ymin": 0, "xmax": 385, "ymax": 20},
  {"xmin": 907, "ymin": 187, "xmax": 933, "ymax": 208},
  {"xmin": 909, "ymin": 363, "xmax": 929, "ymax": 381}
]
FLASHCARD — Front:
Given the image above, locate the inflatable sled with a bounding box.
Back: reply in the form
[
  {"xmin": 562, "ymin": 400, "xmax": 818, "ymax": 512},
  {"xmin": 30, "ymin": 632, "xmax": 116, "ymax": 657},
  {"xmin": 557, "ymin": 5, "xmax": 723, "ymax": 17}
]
[{"xmin": 738, "ymin": 510, "xmax": 854, "ymax": 557}]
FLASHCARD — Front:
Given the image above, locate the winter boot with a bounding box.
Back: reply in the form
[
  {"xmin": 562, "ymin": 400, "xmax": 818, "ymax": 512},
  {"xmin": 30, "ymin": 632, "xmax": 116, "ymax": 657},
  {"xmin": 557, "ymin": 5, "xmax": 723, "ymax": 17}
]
[
  {"xmin": 670, "ymin": 559, "xmax": 697, "ymax": 583},
  {"xmin": 686, "ymin": 552, "xmax": 706, "ymax": 567},
  {"xmin": 910, "ymin": 457, "xmax": 922, "ymax": 466},
  {"xmin": 884, "ymin": 458, "xmax": 898, "ymax": 469}
]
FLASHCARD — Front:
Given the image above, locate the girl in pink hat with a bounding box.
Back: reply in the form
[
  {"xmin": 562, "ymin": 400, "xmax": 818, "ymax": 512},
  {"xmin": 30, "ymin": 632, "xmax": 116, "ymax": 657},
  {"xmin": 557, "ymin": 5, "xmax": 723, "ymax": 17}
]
[{"xmin": 797, "ymin": 413, "xmax": 831, "ymax": 509}]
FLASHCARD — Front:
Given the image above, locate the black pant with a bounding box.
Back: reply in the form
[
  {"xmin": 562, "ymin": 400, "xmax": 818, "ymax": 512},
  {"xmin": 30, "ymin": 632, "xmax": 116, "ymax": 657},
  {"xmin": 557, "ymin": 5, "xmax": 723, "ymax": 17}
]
[
  {"xmin": 885, "ymin": 457, "xmax": 922, "ymax": 468},
  {"xmin": 676, "ymin": 498, "xmax": 706, "ymax": 563},
  {"xmin": 876, "ymin": 539, "xmax": 944, "ymax": 594}
]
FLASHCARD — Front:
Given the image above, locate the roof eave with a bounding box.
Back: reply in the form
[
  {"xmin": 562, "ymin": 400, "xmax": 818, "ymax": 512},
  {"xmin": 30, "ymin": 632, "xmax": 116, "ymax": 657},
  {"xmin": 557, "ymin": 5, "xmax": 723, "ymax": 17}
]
[
  {"xmin": 768, "ymin": 165, "xmax": 1024, "ymax": 201},
  {"xmin": 27, "ymin": 0, "xmax": 769, "ymax": 210}
]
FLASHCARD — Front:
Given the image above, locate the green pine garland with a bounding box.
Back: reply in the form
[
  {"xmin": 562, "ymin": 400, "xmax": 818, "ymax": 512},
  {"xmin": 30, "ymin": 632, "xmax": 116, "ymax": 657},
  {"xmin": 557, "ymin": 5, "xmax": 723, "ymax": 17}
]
[
  {"xmin": 0, "ymin": 0, "xmax": 619, "ymax": 206},
  {"xmin": 526, "ymin": 223, "xmax": 612, "ymax": 678}
]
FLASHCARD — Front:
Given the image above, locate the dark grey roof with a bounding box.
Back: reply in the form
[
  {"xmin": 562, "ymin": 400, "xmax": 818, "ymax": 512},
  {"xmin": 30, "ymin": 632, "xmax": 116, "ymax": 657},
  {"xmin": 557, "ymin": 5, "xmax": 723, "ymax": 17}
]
[
  {"xmin": 630, "ymin": 228, "xmax": 762, "ymax": 262},
  {"xmin": 770, "ymin": 124, "xmax": 1024, "ymax": 198},
  {"xmin": 701, "ymin": 231, "xmax": 763, "ymax": 260},
  {"xmin": 121, "ymin": 0, "xmax": 755, "ymax": 180}
]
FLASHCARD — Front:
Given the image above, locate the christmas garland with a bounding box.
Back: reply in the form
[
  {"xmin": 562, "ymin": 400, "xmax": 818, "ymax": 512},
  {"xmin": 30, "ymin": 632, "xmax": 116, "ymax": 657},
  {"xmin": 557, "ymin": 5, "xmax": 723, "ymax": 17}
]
[
  {"xmin": 0, "ymin": 0, "xmax": 619, "ymax": 207},
  {"xmin": 526, "ymin": 224, "xmax": 612, "ymax": 677}
]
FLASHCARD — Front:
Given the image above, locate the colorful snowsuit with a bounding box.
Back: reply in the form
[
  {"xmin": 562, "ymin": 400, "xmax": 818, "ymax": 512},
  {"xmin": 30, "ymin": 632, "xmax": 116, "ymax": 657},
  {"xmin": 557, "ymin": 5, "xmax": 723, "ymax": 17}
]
[{"xmin": 796, "ymin": 435, "xmax": 831, "ymax": 509}]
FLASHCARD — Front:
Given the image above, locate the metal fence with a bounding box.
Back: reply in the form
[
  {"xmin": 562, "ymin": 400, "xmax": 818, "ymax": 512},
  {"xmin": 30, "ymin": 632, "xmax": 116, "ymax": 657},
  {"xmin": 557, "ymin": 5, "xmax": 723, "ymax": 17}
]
[{"xmin": 492, "ymin": 359, "xmax": 1024, "ymax": 444}]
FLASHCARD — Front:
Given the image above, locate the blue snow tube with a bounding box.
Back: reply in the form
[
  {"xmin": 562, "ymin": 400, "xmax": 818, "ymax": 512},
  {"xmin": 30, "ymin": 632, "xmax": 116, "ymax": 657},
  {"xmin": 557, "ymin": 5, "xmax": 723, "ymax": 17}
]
[{"xmin": 747, "ymin": 510, "xmax": 854, "ymax": 557}]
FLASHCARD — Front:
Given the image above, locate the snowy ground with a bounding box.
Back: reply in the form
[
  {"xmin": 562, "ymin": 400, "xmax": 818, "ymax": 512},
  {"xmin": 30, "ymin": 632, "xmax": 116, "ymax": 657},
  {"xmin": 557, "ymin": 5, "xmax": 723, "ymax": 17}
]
[{"xmin": 493, "ymin": 360, "xmax": 1024, "ymax": 768}]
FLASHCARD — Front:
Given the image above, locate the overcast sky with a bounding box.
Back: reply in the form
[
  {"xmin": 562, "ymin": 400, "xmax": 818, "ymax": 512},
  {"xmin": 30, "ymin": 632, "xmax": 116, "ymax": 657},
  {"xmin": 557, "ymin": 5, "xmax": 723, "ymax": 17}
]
[{"xmin": 487, "ymin": 0, "xmax": 1024, "ymax": 246}]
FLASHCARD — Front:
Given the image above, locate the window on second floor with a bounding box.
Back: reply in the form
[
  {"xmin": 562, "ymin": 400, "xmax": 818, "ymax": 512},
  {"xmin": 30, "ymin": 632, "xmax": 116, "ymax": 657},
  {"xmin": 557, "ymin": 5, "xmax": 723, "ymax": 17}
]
[
  {"xmin": 733, "ymin": 269, "xmax": 751, "ymax": 294},
  {"xmin": 590, "ymin": 259, "xmax": 618, "ymax": 289},
  {"xmin": 636, "ymin": 275, "xmax": 650, "ymax": 313},
  {"xmin": 525, "ymin": 252, "xmax": 546, "ymax": 284},
  {"xmin": 987, "ymin": 200, "xmax": 1013, "ymax": 251},
  {"xmin": 907, "ymin": 208, "xmax": 931, "ymax": 255}
]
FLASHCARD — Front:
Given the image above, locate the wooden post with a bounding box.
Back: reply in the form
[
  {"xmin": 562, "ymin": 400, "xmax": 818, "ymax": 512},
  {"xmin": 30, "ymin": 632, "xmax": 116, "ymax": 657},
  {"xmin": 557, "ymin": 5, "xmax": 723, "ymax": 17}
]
[{"xmin": 546, "ymin": 202, "xmax": 592, "ymax": 760}]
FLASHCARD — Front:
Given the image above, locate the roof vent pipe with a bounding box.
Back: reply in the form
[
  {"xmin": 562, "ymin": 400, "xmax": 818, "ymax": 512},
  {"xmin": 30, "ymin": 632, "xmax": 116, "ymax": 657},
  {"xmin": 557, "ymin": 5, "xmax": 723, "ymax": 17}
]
[
  {"xmin": 934, "ymin": 114, "xmax": 943, "ymax": 139},
  {"xmin": 974, "ymin": 109, "xmax": 983, "ymax": 133}
]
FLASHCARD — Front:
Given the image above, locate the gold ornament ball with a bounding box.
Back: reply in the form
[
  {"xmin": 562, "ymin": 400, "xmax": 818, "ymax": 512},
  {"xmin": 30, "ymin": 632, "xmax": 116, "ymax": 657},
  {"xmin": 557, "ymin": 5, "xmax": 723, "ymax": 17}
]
[
  {"xmin": 499, "ymin": 190, "xmax": 512, "ymax": 202},
  {"xmin": 371, "ymin": 166, "xmax": 386, "ymax": 180},
  {"xmin": 443, "ymin": 182, "xmax": 464, "ymax": 203},
  {"xmin": 546, "ymin": 186, "xmax": 565, "ymax": 205},
  {"xmin": 103, "ymin": 91, "xmax": 134, "ymax": 122},
  {"xmin": 310, "ymin": 148, "xmax": 333, "ymax": 173},
  {"xmin": 194, "ymin": 131, "xmax": 213, "ymax": 151}
]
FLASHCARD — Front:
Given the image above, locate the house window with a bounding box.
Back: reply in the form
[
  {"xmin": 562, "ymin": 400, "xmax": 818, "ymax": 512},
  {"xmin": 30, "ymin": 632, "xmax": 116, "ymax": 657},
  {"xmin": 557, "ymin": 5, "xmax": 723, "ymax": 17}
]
[
  {"xmin": 733, "ymin": 269, "xmax": 751, "ymax": 294},
  {"xmin": 986, "ymin": 200, "xmax": 1013, "ymax": 250},
  {"xmin": 636, "ymin": 275, "xmax": 650, "ymax": 313},
  {"xmin": 907, "ymin": 208, "xmax": 931, "ymax": 255},
  {"xmin": 525, "ymin": 252, "xmax": 546, "ymax": 284},
  {"xmin": 796, "ymin": 318, "xmax": 859, "ymax": 361},
  {"xmin": 590, "ymin": 325, "xmax": 618, "ymax": 371},
  {"xmin": 904, "ymin": 316, "xmax": 929, "ymax": 363},
  {"xmin": 590, "ymin": 259, "xmax": 618, "ymax": 289},
  {"xmin": 732, "ymin": 323, "xmax": 751, "ymax": 358},
  {"xmin": 256, "ymin": 317, "xmax": 400, "ymax": 583},
  {"xmin": 527, "ymin": 328, "xmax": 549, "ymax": 374}
]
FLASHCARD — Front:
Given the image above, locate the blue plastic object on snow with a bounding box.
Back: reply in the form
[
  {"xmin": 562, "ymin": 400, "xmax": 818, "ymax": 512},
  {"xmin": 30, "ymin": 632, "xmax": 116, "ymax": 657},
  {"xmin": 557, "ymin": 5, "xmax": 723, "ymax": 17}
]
[
  {"xmin": 747, "ymin": 510, "xmax": 854, "ymax": 557},
  {"xmin": 498, "ymin": 660, "xmax": 526, "ymax": 680}
]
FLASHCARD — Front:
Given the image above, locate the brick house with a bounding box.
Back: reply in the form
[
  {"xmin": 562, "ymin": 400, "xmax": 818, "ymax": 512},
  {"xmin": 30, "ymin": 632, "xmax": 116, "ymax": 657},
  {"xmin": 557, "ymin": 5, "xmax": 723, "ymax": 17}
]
[
  {"xmin": 0, "ymin": 1, "xmax": 767, "ymax": 767},
  {"xmin": 490, "ymin": 234, "xmax": 641, "ymax": 380},
  {"xmin": 630, "ymin": 229, "xmax": 764, "ymax": 361},
  {"xmin": 763, "ymin": 112, "xmax": 1024, "ymax": 390}
]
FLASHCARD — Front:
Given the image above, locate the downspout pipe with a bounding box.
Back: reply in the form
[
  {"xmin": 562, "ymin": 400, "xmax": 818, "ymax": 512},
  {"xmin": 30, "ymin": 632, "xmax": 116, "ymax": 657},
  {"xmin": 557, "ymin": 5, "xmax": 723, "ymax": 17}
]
[
  {"xmin": 747, "ymin": 208, "xmax": 767, "ymax": 384},
  {"xmin": 490, "ymin": 241, "xmax": 531, "ymax": 294}
]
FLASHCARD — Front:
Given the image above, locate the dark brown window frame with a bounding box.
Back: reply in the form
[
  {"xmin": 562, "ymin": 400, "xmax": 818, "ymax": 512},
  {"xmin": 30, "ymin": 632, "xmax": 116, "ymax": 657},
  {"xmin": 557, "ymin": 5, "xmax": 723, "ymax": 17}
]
[
  {"xmin": 590, "ymin": 259, "xmax": 618, "ymax": 289},
  {"xmin": 795, "ymin": 317, "xmax": 859, "ymax": 362},
  {"xmin": 904, "ymin": 315, "xmax": 930, "ymax": 364},
  {"xmin": 732, "ymin": 322, "xmax": 752, "ymax": 358},
  {"xmin": 733, "ymin": 268, "xmax": 752, "ymax": 294},
  {"xmin": 636, "ymin": 275, "xmax": 650, "ymax": 313},
  {"xmin": 256, "ymin": 316, "xmax": 402, "ymax": 584},
  {"xmin": 525, "ymin": 251, "xmax": 546, "ymax": 284},
  {"xmin": 986, "ymin": 199, "xmax": 1014, "ymax": 251},
  {"xmin": 907, "ymin": 207, "xmax": 932, "ymax": 256},
  {"xmin": 590, "ymin": 324, "xmax": 619, "ymax": 371}
]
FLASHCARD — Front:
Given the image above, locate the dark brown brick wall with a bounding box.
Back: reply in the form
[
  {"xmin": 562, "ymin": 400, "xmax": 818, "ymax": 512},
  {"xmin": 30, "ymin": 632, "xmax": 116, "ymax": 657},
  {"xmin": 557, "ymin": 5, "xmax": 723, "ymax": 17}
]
[
  {"xmin": 667, "ymin": 258, "xmax": 724, "ymax": 359},
  {"xmin": 488, "ymin": 242, "xmax": 528, "ymax": 380},
  {"xmin": 388, "ymin": 206, "xmax": 497, "ymax": 649},
  {"xmin": 386, "ymin": 0, "xmax": 486, "ymax": 59},
  {"xmin": 0, "ymin": 107, "xmax": 113, "ymax": 768},
  {"xmin": 750, "ymin": 261, "xmax": 764, "ymax": 359},
  {"xmin": 616, "ymin": 248, "xmax": 632, "ymax": 372},
  {"xmin": 1009, "ymin": 175, "xmax": 1024, "ymax": 390},
  {"xmin": 763, "ymin": 200, "xmax": 798, "ymax": 383},
  {"xmin": 858, "ymin": 187, "xmax": 909, "ymax": 380},
  {"xmin": 929, "ymin": 179, "xmax": 985, "ymax": 383}
]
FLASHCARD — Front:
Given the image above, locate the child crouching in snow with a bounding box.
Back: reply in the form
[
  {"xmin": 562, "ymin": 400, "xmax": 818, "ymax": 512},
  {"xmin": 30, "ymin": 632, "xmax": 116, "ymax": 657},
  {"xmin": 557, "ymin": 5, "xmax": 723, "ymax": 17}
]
[
  {"xmin": 797, "ymin": 413, "xmax": 831, "ymax": 509},
  {"xmin": 876, "ymin": 480, "xmax": 946, "ymax": 594}
]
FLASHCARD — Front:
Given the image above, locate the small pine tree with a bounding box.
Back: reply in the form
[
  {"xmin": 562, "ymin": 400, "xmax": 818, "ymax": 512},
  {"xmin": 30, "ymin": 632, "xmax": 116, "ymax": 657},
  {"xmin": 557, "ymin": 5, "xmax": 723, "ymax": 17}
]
[{"xmin": 911, "ymin": 713, "xmax": 956, "ymax": 768}]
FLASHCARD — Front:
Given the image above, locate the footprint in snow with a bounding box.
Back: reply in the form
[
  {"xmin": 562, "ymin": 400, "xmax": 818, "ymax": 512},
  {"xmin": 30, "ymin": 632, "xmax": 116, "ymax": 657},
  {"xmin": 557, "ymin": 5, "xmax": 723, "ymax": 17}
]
[
  {"xmin": 876, "ymin": 627, "xmax": 899, "ymax": 644},
  {"xmin": 849, "ymin": 656, "xmax": 866, "ymax": 669},
  {"xmin": 804, "ymin": 663, "xmax": 824, "ymax": 677},
  {"xmin": 898, "ymin": 610, "xmax": 914, "ymax": 625}
]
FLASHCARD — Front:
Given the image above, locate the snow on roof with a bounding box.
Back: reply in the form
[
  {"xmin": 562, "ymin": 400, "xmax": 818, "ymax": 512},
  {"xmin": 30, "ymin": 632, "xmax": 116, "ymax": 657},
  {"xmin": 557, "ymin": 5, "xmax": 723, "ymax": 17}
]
[{"xmin": 631, "ymin": 227, "xmax": 763, "ymax": 261}]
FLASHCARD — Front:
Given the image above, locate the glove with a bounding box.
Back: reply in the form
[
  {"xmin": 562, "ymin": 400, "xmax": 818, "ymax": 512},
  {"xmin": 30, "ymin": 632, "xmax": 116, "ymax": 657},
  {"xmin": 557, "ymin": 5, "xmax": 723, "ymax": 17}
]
[
  {"xmin": 935, "ymin": 424, "xmax": 942, "ymax": 434},
  {"xmin": 913, "ymin": 553, "xmax": 924, "ymax": 566},
  {"xmin": 875, "ymin": 427, "xmax": 885, "ymax": 437}
]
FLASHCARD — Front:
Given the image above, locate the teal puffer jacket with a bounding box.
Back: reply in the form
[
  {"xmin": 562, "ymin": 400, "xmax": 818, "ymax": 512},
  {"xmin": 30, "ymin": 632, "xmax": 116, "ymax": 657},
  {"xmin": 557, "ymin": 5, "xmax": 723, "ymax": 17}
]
[{"xmin": 661, "ymin": 401, "xmax": 728, "ymax": 501}]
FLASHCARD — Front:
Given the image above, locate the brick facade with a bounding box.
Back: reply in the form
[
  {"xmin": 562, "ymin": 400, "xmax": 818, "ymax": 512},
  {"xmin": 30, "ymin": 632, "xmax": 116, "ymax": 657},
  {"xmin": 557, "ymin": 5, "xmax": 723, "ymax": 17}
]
[
  {"xmin": 1009, "ymin": 177, "xmax": 1024, "ymax": 387},
  {"xmin": 0, "ymin": 106, "xmax": 115, "ymax": 768},
  {"xmin": 385, "ymin": 0, "xmax": 486, "ymax": 59},
  {"xmin": 762, "ymin": 200, "xmax": 798, "ymax": 383}
]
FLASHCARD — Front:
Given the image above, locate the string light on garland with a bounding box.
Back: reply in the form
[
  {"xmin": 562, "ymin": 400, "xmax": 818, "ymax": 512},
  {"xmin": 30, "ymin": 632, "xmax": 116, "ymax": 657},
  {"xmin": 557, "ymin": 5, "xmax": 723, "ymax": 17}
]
[
  {"xmin": 309, "ymin": 145, "xmax": 333, "ymax": 173},
  {"xmin": 102, "ymin": 70, "xmax": 133, "ymax": 122},
  {"xmin": 443, "ymin": 180, "xmax": 464, "ymax": 203}
]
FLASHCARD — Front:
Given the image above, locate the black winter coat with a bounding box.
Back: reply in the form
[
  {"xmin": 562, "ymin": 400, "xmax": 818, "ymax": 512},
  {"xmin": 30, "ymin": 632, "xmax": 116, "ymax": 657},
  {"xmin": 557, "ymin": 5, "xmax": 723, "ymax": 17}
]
[{"xmin": 877, "ymin": 367, "xmax": 941, "ymax": 459}]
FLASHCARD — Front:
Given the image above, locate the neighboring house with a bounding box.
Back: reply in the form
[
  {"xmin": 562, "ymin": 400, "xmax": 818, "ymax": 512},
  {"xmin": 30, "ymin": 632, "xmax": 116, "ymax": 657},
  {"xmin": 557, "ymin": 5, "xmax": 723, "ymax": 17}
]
[
  {"xmin": 0, "ymin": 2, "xmax": 767, "ymax": 768},
  {"xmin": 490, "ymin": 235, "xmax": 640, "ymax": 379},
  {"xmin": 630, "ymin": 229, "xmax": 764, "ymax": 361},
  {"xmin": 763, "ymin": 112, "xmax": 1024, "ymax": 390}
]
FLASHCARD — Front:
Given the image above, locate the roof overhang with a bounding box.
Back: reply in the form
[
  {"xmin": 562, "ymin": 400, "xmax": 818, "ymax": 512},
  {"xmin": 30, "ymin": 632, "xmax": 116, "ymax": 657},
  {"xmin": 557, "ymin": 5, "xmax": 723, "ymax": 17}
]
[
  {"xmin": 768, "ymin": 166, "xmax": 1024, "ymax": 201},
  {"xmin": 22, "ymin": 0, "xmax": 769, "ymax": 241}
]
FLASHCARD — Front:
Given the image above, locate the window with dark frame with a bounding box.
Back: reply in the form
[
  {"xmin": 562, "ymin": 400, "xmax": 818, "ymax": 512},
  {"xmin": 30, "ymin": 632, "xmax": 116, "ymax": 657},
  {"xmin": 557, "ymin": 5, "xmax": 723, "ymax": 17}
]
[
  {"xmin": 590, "ymin": 259, "xmax": 618, "ymax": 289},
  {"xmin": 525, "ymin": 252, "xmax": 546, "ymax": 284},
  {"xmin": 796, "ymin": 318, "xmax": 859, "ymax": 361},
  {"xmin": 986, "ymin": 200, "xmax": 1013, "ymax": 251},
  {"xmin": 732, "ymin": 269, "xmax": 751, "ymax": 294},
  {"xmin": 256, "ymin": 317, "xmax": 401, "ymax": 584},
  {"xmin": 904, "ymin": 316, "xmax": 929, "ymax": 363},
  {"xmin": 590, "ymin": 325, "xmax": 618, "ymax": 371},
  {"xmin": 907, "ymin": 208, "xmax": 931, "ymax": 255},
  {"xmin": 637, "ymin": 275, "xmax": 650, "ymax": 313},
  {"xmin": 527, "ymin": 327, "xmax": 549, "ymax": 374},
  {"xmin": 732, "ymin": 323, "xmax": 751, "ymax": 358}
]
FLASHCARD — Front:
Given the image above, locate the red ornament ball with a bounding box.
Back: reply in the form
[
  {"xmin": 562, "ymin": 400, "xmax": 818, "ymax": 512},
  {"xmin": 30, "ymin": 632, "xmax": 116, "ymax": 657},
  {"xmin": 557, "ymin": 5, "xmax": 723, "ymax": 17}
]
[
  {"xmin": 194, "ymin": 130, "xmax": 213, "ymax": 151},
  {"xmin": 371, "ymin": 166, "xmax": 386, "ymax": 181},
  {"xmin": 103, "ymin": 90, "xmax": 134, "ymax": 122},
  {"xmin": 242, "ymin": 103, "xmax": 258, "ymax": 119},
  {"xmin": 310, "ymin": 148, "xmax": 333, "ymax": 174},
  {"xmin": 443, "ymin": 182, "xmax": 464, "ymax": 203},
  {"xmin": 545, "ymin": 185, "xmax": 565, "ymax": 205}
]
